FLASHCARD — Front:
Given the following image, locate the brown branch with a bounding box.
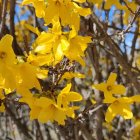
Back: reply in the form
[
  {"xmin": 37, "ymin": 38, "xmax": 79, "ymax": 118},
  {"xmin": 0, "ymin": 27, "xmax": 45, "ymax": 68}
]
[
  {"xmin": 0, "ymin": 0, "xmax": 8, "ymax": 37},
  {"xmin": 80, "ymin": 123, "xmax": 95, "ymax": 140},
  {"xmin": 130, "ymin": 21, "xmax": 139, "ymax": 65},
  {"xmin": 4, "ymin": 101, "xmax": 33, "ymax": 139},
  {"xmin": 35, "ymin": 120, "xmax": 44, "ymax": 140},
  {"xmin": 107, "ymin": 25, "xmax": 140, "ymax": 35},
  {"xmin": 76, "ymin": 104, "xmax": 103, "ymax": 121},
  {"xmin": 0, "ymin": 2, "xmax": 2, "ymax": 21},
  {"xmin": 10, "ymin": 0, "xmax": 23, "ymax": 55},
  {"xmin": 90, "ymin": 12, "xmax": 140, "ymax": 93},
  {"xmin": 120, "ymin": 7, "xmax": 140, "ymax": 35},
  {"xmin": 122, "ymin": 0, "xmax": 135, "ymax": 14}
]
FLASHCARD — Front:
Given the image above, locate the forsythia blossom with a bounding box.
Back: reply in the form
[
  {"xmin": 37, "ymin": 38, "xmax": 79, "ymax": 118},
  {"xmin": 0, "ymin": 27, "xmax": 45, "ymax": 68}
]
[
  {"xmin": 93, "ymin": 73, "xmax": 126, "ymax": 99},
  {"xmin": 93, "ymin": 73, "xmax": 140, "ymax": 123},
  {"xmin": 22, "ymin": 0, "xmax": 91, "ymax": 30},
  {"xmin": 27, "ymin": 20, "xmax": 91, "ymax": 66},
  {"xmin": 21, "ymin": 83, "xmax": 82, "ymax": 125}
]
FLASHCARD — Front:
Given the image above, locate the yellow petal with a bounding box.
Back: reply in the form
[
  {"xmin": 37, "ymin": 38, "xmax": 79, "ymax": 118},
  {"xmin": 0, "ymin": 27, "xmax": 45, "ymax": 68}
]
[
  {"xmin": 131, "ymin": 95, "xmax": 140, "ymax": 103},
  {"xmin": 103, "ymin": 94, "xmax": 116, "ymax": 103},
  {"xmin": 61, "ymin": 72, "xmax": 85, "ymax": 80},
  {"xmin": 72, "ymin": 3, "xmax": 91, "ymax": 16},
  {"xmin": 36, "ymin": 69, "xmax": 48, "ymax": 79},
  {"xmin": 105, "ymin": 101, "xmax": 133, "ymax": 122},
  {"xmin": 54, "ymin": 109, "xmax": 66, "ymax": 125},
  {"xmin": 57, "ymin": 94, "xmax": 63, "ymax": 107},
  {"xmin": 68, "ymin": 92, "xmax": 83, "ymax": 102},
  {"xmin": 90, "ymin": 98, "xmax": 96, "ymax": 104},
  {"xmin": 51, "ymin": 19, "xmax": 62, "ymax": 35},
  {"xmin": 61, "ymin": 36, "xmax": 70, "ymax": 52},
  {"xmin": 24, "ymin": 24, "xmax": 40, "ymax": 36},
  {"xmin": 38, "ymin": 107, "xmax": 54, "ymax": 123},
  {"xmin": 73, "ymin": 0, "xmax": 86, "ymax": 3},
  {"xmin": 22, "ymin": 0, "xmax": 45, "ymax": 18},
  {"xmin": 65, "ymin": 106, "xmax": 79, "ymax": 118},
  {"xmin": 118, "ymin": 97, "xmax": 133, "ymax": 104},
  {"xmin": 92, "ymin": 83, "xmax": 107, "ymax": 92},
  {"xmin": 0, "ymin": 34, "xmax": 17, "ymax": 65},
  {"xmin": 34, "ymin": 32, "xmax": 54, "ymax": 54},
  {"xmin": 69, "ymin": 26, "xmax": 77, "ymax": 39},
  {"xmin": 30, "ymin": 105, "xmax": 41, "ymax": 120},
  {"xmin": 120, "ymin": 104, "xmax": 133, "ymax": 119},
  {"xmin": 61, "ymin": 83, "xmax": 72, "ymax": 93},
  {"xmin": 105, "ymin": 103, "xmax": 119, "ymax": 122},
  {"xmin": 27, "ymin": 53, "xmax": 54, "ymax": 66},
  {"xmin": 111, "ymin": 85, "xmax": 126, "ymax": 94},
  {"xmin": 107, "ymin": 73, "xmax": 117, "ymax": 84},
  {"xmin": 36, "ymin": 97, "xmax": 54, "ymax": 108}
]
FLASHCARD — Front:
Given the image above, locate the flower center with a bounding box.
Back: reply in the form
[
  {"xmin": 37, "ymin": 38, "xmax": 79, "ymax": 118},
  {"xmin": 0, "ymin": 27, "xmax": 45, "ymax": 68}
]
[
  {"xmin": 107, "ymin": 85, "xmax": 112, "ymax": 91},
  {"xmin": 0, "ymin": 51, "xmax": 6, "ymax": 59}
]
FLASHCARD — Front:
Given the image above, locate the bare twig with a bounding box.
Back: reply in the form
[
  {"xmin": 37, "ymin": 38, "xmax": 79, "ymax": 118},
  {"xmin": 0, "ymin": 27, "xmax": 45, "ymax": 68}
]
[
  {"xmin": 130, "ymin": 21, "xmax": 139, "ymax": 65},
  {"xmin": 10, "ymin": 0, "xmax": 23, "ymax": 55},
  {"xmin": 0, "ymin": 0, "xmax": 8, "ymax": 37},
  {"xmin": 4, "ymin": 102, "xmax": 33, "ymax": 139},
  {"xmin": 122, "ymin": 0, "xmax": 135, "ymax": 14},
  {"xmin": 120, "ymin": 7, "xmax": 140, "ymax": 35},
  {"xmin": 90, "ymin": 12, "xmax": 140, "ymax": 93}
]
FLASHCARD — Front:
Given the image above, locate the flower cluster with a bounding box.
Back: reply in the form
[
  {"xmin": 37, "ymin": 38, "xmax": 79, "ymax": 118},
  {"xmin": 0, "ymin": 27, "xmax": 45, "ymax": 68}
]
[
  {"xmin": 93, "ymin": 73, "xmax": 140, "ymax": 122},
  {"xmin": 0, "ymin": 0, "xmax": 139, "ymax": 128},
  {"xmin": 0, "ymin": 0, "xmax": 91, "ymax": 124}
]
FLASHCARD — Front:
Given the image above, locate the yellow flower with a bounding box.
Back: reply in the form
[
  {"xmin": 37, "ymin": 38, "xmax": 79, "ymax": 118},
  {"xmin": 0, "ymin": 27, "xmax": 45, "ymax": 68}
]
[
  {"xmin": 20, "ymin": 93, "xmax": 42, "ymax": 119},
  {"xmin": 33, "ymin": 20, "xmax": 70, "ymax": 65},
  {"xmin": 44, "ymin": 0, "xmax": 91, "ymax": 30},
  {"xmin": 0, "ymin": 66, "xmax": 17, "ymax": 90},
  {"xmin": 27, "ymin": 53, "xmax": 54, "ymax": 66},
  {"xmin": 29, "ymin": 21, "xmax": 91, "ymax": 66},
  {"xmin": 104, "ymin": 95, "xmax": 140, "ymax": 122},
  {"xmin": 61, "ymin": 72, "xmax": 85, "ymax": 80},
  {"xmin": 65, "ymin": 26, "xmax": 91, "ymax": 65},
  {"xmin": 0, "ymin": 34, "xmax": 17, "ymax": 66},
  {"xmin": 35, "ymin": 97, "xmax": 67, "ymax": 124},
  {"xmin": 57, "ymin": 83, "xmax": 82, "ymax": 108},
  {"xmin": 28, "ymin": 97, "xmax": 78, "ymax": 125},
  {"xmin": 15, "ymin": 62, "xmax": 41, "ymax": 96},
  {"xmin": 0, "ymin": 35, "xmax": 18, "ymax": 90},
  {"xmin": 93, "ymin": 73, "xmax": 126, "ymax": 98},
  {"xmin": 22, "ymin": 0, "xmax": 46, "ymax": 18},
  {"xmin": 23, "ymin": 0, "xmax": 91, "ymax": 31},
  {"xmin": 33, "ymin": 31, "xmax": 54, "ymax": 54},
  {"xmin": 20, "ymin": 83, "xmax": 82, "ymax": 125}
]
